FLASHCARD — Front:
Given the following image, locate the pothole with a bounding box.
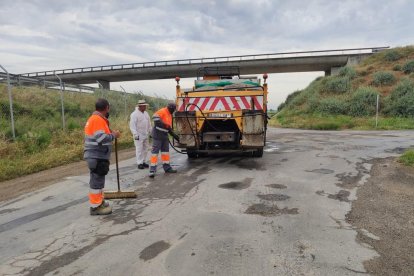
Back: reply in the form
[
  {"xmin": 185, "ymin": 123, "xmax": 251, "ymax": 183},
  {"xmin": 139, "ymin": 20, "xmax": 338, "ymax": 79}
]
[
  {"xmin": 257, "ymin": 194, "xmax": 290, "ymax": 201},
  {"xmin": 245, "ymin": 204, "xmax": 298, "ymax": 216},
  {"xmin": 265, "ymin": 184, "xmax": 287, "ymax": 189},
  {"xmin": 306, "ymin": 168, "xmax": 334, "ymax": 174}
]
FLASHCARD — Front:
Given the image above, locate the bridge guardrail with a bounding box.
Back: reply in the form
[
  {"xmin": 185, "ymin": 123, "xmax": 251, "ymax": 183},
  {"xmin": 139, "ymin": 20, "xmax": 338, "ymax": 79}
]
[{"xmin": 21, "ymin": 47, "xmax": 389, "ymax": 78}]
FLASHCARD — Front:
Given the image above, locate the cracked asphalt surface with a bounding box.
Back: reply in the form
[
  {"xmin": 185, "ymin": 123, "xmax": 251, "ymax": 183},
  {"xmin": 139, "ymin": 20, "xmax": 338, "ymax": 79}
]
[{"xmin": 0, "ymin": 128, "xmax": 413, "ymax": 275}]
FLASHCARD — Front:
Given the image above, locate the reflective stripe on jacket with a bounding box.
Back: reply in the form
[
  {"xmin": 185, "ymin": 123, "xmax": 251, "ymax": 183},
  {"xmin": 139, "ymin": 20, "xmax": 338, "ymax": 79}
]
[
  {"xmin": 151, "ymin": 107, "xmax": 172, "ymax": 140},
  {"xmin": 84, "ymin": 111, "xmax": 114, "ymax": 160}
]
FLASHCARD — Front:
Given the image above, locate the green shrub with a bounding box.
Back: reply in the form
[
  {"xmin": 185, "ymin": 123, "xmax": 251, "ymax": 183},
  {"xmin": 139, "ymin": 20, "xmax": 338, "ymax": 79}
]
[
  {"xmin": 384, "ymin": 50, "xmax": 402, "ymax": 61},
  {"xmin": 384, "ymin": 79, "xmax": 414, "ymax": 117},
  {"xmin": 311, "ymin": 122, "xmax": 341, "ymax": 130},
  {"xmin": 67, "ymin": 119, "xmax": 81, "ymax": 130},
  {"xmin": 339, "ymin": 66, "xmax": 357, "ymax": 79},
  {"xmin": 32, "ymin": 106, "xmax": 56, "ymax": 120},
  {"xmin": 317, "ymin": 98, "xmax": 348, "ymax": 115},
  {"xmin": 399, "ymin": 149, "xmax": 414, "ymax": 166},
  {"xmin": 19, "ymin": 129, "xmax": 52, "ymax": 153},
  {"xmin": 322, "ymin": 76, "xmax": 350, "ymax": 93},
  {"xmin": 284, "ymin": 90, "xmax": 302, "ymax": 106},
  {"xmin": 393, "ymin": 64, "xmax": 402, "ymax": 71},
  {"xmin": 402, "ymin": 60, "xmax": 414, "ymax": 74},
  {"xmin": 348, "ymin": 87, "xmax": 379, "ymax": 116},
  {"xmin": 372, "ymin": 71, "xmax": 396, "ymax": 86}
]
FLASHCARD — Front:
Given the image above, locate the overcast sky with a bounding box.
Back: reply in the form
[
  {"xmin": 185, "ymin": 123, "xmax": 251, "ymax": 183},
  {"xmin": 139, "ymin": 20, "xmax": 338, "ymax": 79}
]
[{"xmin": 1, "ymin": 0, "xmax": 413, "ymax": 109}]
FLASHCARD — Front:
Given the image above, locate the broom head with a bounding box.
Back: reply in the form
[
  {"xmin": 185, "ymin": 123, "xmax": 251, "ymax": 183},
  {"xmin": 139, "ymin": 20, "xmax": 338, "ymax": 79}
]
[{"xmin": 104, "ymin": 191, "xmax": 137, "ymax": 199}]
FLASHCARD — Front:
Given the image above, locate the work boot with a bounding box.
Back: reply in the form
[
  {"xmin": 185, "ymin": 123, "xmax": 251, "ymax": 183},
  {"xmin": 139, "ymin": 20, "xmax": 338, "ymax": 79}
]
[
  {"xmin": 138, "ymin": 164, "xmax": 145, "ymax": 169},
  {"xmin": 90, "ymin": 203, "xmax": 112, "ymax": 216},
  {"xmin": 142, "ymin": 163, "xmax": 150, "ymax": 168},
  {"xmin": 165, "ymin": 168, "xmax": 177, "ymax": 173},
  {"xmin": 149, "ymin": 171, "xmax": 155, "ymax": 178}
]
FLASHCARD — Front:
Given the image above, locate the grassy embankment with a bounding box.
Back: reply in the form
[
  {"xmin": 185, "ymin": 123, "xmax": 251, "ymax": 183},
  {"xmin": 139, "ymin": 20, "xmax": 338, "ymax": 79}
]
[
  {"xmin": 0, "ymin": 85, "xmax": 168, "ymax": 181},
  {"xmin": 271, "ymin": 46, "xmax": 414, "ymax": 130}
]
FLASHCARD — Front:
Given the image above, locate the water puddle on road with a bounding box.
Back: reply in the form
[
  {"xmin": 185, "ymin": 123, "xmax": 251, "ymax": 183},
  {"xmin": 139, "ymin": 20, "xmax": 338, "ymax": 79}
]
[
  {"xmin": 139, "ymin": 240, "xmax": 171, "ymax": 261},
  {"xmin": 218, "ymin": 178, "xmax": 253, "ymax": 190}
]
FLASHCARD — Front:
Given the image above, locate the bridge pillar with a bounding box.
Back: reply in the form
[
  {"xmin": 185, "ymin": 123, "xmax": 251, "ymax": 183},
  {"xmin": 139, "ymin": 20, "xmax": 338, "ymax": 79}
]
[
  {"xmin": 98, "ymin": 80, "xmax": 110, "ymax": 90},
  {"xmin": 325, "ymin": 66, "xmax": 341, "ymax": 76}
]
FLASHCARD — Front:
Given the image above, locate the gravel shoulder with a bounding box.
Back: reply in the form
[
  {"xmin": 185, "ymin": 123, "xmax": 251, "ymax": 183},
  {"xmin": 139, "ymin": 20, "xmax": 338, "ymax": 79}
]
[
  {"xmin": 347, "ymin": 157, "xmax": 414, "ymax": 276},
  {"xmin": 0, "ymin": 148, "xmax": 136, "ymax": 202}
]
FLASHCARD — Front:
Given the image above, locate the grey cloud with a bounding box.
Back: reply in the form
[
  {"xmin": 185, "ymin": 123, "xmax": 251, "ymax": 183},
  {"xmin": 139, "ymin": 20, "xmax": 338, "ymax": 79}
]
[{"xmin": 1, "ymin": 0, "xmax": 413, "ymax": 72}]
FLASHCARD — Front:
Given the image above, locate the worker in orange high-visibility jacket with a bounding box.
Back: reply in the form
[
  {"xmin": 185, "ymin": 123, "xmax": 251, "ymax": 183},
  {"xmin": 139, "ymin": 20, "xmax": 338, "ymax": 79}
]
[
  {"xmin": 149, "ymin": 102, "xmax": 180, "ymax": 178},
  {"xmin": 84, "ymin": 98, "xmax": 120, "ymax": 215}
]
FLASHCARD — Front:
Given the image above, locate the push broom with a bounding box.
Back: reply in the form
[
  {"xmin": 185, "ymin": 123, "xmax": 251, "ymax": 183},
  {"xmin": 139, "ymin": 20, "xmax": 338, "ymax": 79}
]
[{"xmin": 104, "ymin": 138, "xmax": 137, "ymax": 199}]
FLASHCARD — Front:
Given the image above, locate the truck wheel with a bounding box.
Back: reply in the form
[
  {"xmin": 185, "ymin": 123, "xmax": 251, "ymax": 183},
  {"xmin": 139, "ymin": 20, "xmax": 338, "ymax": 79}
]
[{"xmin": 253, "ymin": 148, "xmax": 263, "ymax": 158}]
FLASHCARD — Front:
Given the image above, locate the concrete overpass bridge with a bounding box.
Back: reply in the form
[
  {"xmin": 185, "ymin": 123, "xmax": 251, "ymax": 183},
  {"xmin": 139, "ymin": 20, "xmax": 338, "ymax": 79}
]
[{"xmin": 21, "ymin": 47, "xmax": 388, "ymax": 90}]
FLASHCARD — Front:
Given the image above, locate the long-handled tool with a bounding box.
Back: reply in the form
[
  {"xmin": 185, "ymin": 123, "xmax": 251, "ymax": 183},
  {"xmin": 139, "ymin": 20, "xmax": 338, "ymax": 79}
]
[{"xmin": 104, "ymin": 138, "xmax": 137, "ymax": 199}]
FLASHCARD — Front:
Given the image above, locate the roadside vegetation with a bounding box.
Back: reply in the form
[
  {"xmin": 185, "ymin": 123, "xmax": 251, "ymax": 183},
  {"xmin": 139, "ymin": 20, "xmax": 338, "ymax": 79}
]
[
  {"xmin": 271, "ymin": 46, "xmax": 414, "ymax": 130},
  {"xmin": 0, "ymin": 85, "xmax": 168, "ymax": 181},
  {"xmin": 399, "ymin": 149, "xmax": 414, "ymax": 166}
]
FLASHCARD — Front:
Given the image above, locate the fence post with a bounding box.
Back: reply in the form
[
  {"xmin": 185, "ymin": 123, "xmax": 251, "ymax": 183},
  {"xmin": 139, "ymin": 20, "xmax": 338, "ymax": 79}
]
[
  {"xmin": 120, "ymin": 85, "xmax": 127, "ymax": 119},
  {"xmin": 55, "ymin": 74, "xmax": 66, "ymax": 130},
  {"xmin": 0, "ymin": 64, "xmax": 16, "ymax": 140},
  {"xmin": 375, "ymin": 94, "xmax": 379, "ymax": 128}
]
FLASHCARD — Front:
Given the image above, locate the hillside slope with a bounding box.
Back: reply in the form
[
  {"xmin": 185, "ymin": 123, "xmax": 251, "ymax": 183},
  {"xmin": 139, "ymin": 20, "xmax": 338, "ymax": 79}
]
[
  {"xmin": 273, "ymin": 46, "xmax": 414, "ymax": 130},
  {"xmin": 0, "ymin": 85, "xmax": 168, "ymax": 181}
]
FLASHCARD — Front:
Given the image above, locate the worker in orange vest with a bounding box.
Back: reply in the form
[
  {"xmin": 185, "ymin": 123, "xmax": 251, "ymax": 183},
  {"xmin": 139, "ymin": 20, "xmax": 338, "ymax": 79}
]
[
  {"xmin": 84, "ymin": 98, "xmax": 120, "ymax": 215},
  {"xmin": 149, "ymin": 102, "xmax": 180, "ymax": 178}
]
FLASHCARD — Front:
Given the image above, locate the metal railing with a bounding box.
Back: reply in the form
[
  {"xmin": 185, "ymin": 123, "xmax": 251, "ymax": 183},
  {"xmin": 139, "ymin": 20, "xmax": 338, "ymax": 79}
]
[
  {"xmin": 21, "ymin": 47, "xmax": 389, "ymax": 78},
  {"xmin": 0, "ymin": 72, "xmax": 96, "ymax": 92}
]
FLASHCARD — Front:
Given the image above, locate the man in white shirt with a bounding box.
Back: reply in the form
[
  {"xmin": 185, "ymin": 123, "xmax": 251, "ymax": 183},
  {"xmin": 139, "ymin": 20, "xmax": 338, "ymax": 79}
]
[{"xmin": 129, "ymin": 100, "xmax": 152, "ymax": 169}]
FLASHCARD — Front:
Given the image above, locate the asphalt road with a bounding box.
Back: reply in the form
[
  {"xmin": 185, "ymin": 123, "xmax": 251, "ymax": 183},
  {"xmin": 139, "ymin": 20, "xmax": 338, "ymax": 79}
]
[{"xmin": 1, "ymin": 128, "xmax": 413, "ymax": 276}]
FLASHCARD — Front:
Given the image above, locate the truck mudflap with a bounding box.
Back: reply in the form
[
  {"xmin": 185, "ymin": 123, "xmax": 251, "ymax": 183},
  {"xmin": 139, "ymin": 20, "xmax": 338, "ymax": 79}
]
[
  {"xmin": 242, "ymin": 110, "xmax": 265, "ymax": 147},
  {"xmin": 175, "ymin": 111, "xmax": 197, "ymax": 147}
]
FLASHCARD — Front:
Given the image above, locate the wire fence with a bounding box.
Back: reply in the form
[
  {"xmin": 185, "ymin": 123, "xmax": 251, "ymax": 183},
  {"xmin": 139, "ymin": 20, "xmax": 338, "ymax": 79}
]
[{"xmin": 0, "ymin": 68, "xmax": 169, "ymax": 141}]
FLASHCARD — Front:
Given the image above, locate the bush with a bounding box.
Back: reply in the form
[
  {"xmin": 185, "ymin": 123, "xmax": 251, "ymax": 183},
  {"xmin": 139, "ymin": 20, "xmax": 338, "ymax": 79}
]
[
  {"xmin": 339, "ymin": 67, "xmax": 357, "ymax": 79},
  {"xmin": 19, "ymin": 129, "xmax": 52, "ymax": 153},
  {"xmin": 384, "ymin": 79, "xmax": 414, "ymax": 117},
  {"xmin": 348, "ymin": 87, "xmax": 379, "ymax": 116},
  {"xmin": 317, "ymin": 98, "xmax": 348, "ymax": 115},
  {"xmin": 399, "ymin": 149, "xmax": 414, "ymax": 166},
  {"xmin": 384, "ymin": 50, "xmax": 402, "ymax": 61},
  {"xmin": 372, "ymin": 71, "xmax": 396, "ymax": 86},
  {"xmin": 322, "ymin": 76, "xmax": 350, "ymax": 93},
  {"xmin": 284, "ymin": 90, "xmax": 302, "ymax": 106},
  {"xmin": 402, "ymin": 60, "xmax": 414, "ymax": 74},
  {"xmin": 393, "ymin": 64, "xmax": 402, "ymax": 71},
  {"xmin": 67, "ymin": 119, "xmax": 81, "ymax": 130}
]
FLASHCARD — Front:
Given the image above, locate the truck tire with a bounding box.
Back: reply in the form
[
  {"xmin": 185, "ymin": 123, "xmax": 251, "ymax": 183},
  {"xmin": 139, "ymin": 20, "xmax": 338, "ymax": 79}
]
[
  {"xmin": 187, "ymin": 151, "xmax": 198, "ymax": 159},
  {"xmin": 253, "ymin": 148, "xmax": 263, "ymax": 158}
]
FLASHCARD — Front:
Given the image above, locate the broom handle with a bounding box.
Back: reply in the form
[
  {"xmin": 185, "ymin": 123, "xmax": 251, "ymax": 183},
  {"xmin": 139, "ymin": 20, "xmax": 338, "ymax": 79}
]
[{"xmin": 115, "ymin": 138, "xmax": 121, "ymax": 192}]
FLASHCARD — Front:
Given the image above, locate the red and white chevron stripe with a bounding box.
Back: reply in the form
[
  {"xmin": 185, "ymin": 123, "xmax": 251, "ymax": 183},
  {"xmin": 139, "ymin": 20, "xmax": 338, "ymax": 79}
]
[{"xmin": 178, "ymin": 96, "xmax": 263, "ymax": 111}]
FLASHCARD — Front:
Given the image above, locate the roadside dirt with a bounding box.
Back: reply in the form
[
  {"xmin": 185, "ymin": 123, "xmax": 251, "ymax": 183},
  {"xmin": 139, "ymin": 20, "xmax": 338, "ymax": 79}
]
[
  {"xmin": 347, "ymin": 157, "xmax": 414, "ymax": 276},
  {"xmin": 0, "ymin": 148, "xmax": 136, "ymax": 202}
]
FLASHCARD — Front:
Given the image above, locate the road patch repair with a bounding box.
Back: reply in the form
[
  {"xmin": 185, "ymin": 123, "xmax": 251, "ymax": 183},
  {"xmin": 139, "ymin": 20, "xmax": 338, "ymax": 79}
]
[{"xmin": 0, "ymin": 128, "xmax": 414, "ymax": 275}]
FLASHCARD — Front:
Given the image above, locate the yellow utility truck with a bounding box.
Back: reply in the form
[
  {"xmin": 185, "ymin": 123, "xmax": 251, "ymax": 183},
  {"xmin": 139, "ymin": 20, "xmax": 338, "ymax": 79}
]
[{"xmin": 174, "ymin": 67, "xmax": 268, "ymax": 158}]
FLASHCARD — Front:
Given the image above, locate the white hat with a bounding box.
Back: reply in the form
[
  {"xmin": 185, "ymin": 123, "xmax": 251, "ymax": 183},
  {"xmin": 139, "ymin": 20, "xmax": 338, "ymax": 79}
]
[{"xmin": 137, "ymin": 100, "xmax": 149, "ymax": 106}]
